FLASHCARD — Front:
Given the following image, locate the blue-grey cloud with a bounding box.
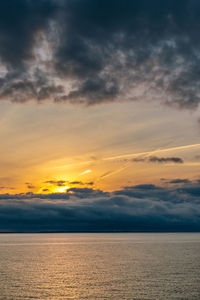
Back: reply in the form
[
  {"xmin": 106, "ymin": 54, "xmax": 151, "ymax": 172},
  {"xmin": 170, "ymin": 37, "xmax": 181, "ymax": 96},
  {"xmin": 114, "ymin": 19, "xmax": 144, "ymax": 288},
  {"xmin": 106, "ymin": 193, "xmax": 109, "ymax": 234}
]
[
  {"xmin": 0, "ymin": 0, "xmax": 200, "ymax": 109},
  {"xmin": 44, "ymin": 180, "xmax": 94, "ymax": 187},
  {"xmin": 0, "ymin": 183, "xmax": 199, "ymax": 232},
  {"xmin": 166, "ymin": 178, "xmax": 191, "ymax": 184},
  {"xmin": 132, "ymin": 156, "xmax": 184, "ymax": 164},
  {"xmin": 44, "ymin": 180, "xmax": 67, "ymax": 187}
]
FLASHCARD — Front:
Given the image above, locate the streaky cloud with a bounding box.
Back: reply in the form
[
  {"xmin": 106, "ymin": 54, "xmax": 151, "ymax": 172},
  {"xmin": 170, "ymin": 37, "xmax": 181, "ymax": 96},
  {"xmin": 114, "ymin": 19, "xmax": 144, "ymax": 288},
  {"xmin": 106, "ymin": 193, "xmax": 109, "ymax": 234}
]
[
  {"xmin": 148, "ymin": 156, "xmax": 183, "ymax": 164},
  {"xmin": 131, "ymin": 155, "xmax": 183, "ymax": 164}
]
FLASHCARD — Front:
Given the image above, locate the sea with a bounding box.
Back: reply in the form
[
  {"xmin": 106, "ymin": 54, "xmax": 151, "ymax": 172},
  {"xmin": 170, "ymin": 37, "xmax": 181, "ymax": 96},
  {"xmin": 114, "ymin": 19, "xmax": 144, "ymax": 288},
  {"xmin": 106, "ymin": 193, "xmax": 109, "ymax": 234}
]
[{"xmin": 0, "ymin": 233, "xmax": 199, "ymax": 299}]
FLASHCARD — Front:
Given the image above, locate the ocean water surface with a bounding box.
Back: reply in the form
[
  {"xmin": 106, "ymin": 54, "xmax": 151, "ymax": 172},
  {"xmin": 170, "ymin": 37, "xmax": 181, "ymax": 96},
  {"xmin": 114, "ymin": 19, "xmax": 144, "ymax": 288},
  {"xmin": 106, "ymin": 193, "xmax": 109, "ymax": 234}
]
[{"xmin": 0, "ymin": 233, "xmax": 200, "ymax": 299}]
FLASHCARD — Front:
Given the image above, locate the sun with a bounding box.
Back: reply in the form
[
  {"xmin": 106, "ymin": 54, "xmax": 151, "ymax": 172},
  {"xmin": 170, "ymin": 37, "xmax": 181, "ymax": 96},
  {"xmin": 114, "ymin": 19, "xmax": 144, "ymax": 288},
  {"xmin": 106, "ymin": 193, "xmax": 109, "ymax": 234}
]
[{"xmin": 55, "ymin": 186, "xmax": 69, "ymax": 193}]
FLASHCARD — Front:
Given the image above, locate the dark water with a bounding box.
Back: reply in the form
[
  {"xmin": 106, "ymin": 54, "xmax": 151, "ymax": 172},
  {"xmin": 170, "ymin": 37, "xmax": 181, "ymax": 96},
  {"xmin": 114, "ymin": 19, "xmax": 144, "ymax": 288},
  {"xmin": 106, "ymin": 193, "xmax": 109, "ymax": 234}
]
[{"xmin": 0, "ymin": 233, "xmax": 200, "ymax": 299}]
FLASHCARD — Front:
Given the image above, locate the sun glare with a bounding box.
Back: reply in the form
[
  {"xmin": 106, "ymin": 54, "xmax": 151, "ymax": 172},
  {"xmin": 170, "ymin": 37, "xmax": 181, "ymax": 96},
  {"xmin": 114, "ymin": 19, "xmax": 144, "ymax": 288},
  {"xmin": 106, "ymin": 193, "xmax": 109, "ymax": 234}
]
[{"xmin": 56, "ymin": 186, "xmax": 69, "ymax": 193}]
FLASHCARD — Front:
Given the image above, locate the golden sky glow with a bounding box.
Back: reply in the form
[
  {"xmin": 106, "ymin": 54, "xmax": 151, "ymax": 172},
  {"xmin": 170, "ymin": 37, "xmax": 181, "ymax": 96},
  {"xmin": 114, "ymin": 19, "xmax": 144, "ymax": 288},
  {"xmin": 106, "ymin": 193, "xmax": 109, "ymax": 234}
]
[
  {"xmin": 0, "ymin": 99, "xmax": 200, "ymax": 194},
  {"xmin": 0, "ymin": 95, "xmax": 200, "ymax": 193}
]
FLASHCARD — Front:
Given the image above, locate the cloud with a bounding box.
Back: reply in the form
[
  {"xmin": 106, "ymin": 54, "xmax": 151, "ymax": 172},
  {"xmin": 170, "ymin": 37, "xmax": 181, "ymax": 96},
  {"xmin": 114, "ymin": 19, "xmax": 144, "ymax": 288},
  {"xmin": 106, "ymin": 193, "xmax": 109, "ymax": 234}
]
[
  {"xmin": 44, "ymin": 180, "xmax": 67, "ymax": 187},
  {"xmin": 166, "ymin": 178, "xmax": 191, "ymax": 184},
  {"xmin": 69, "ymin": 181, "xmax": 94, "ymax": 186},
  {"xmin": 25, "ymin": 182, "xmax": 35, "ymax": 189},
  {"xmin": 0, "ymin": 186, "xmax": 15, "ymax": 190},
  {"xmin": 0, "ymin": 0, "xmax": 57, "ymax": 66},
  {"xmin": 79, "ymin": 169, "xmax": 92, "ymax": 176},
  {"xmin": 26, "ymin": 185, "xmax": 35, "ymax": 190},
  {"xmin": 132, "ymin": 156, "xmax": 184, "ymax": 164},
  {"xmin": 43, "ymin": 180, "xmax": 94, "ymax": 187},
  {"xmin": 148, "ymin": 156, "xmax": 183, "ymax": 164},
  {"xmin": 0, "ymin": 183, "xmax": 200, "ymax": 232},
  {"xmin": 0, "ymin": 0, "xmax": 200, "ymax": 109}
]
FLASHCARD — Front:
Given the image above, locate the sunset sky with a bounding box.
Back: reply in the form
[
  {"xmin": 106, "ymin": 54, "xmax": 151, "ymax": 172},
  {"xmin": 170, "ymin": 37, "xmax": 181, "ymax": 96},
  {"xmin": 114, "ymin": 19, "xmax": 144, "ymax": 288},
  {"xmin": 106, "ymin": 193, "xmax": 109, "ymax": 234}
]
[
  {"xmin": 0, "ymin": 0, "xmax": 200, "ymax": 231},
  {"xmin": 1, "ymin": 98, "xmax": 200, "ymax": 194}
]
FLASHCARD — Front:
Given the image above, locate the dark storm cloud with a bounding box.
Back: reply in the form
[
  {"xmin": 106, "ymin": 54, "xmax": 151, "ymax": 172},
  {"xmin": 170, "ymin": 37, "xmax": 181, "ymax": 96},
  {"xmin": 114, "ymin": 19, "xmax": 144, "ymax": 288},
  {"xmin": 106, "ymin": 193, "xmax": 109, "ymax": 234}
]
[
  {"xmin": 132, "ymin": 156, "xmax": 184, "ymax": 164},
  {"xmin": 0, "ymin": 183, "xmax": 200, "ymax": 232},
  {"xmin": 0, "ymin": 0, "xmax": 57, "ymax": 66},
  {"xmin": 1, "ymin": 0, "xmax": 200, "ymax": 108}
]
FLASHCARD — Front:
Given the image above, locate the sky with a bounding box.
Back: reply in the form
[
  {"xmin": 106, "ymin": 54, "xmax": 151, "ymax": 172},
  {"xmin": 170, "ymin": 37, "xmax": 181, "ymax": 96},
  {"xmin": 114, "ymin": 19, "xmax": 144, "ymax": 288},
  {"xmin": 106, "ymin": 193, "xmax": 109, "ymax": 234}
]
[{"xmin": 0, "ymin": 0, "xmax": 200, "ymax": 232}]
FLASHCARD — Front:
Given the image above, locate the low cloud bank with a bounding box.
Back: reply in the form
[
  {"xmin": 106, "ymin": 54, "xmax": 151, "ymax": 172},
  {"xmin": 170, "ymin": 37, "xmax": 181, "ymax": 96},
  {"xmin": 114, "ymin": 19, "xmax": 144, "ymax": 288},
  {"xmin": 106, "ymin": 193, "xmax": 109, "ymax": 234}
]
[{"xmin": 0, "ymin": 183, "xmax": 199, "ymax": 232}]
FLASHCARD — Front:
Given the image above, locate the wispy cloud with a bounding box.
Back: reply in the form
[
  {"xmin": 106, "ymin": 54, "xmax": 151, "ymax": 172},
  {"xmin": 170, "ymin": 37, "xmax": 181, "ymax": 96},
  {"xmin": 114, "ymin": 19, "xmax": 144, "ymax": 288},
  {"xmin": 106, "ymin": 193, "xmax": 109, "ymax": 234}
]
[
  {"xmin": 131, "ymin": 155, "xmax": 183, "ymax": 164},
  {"xmin": 104, "ymin": 143, "xmax": 200, "ymax": 162},
  {"xmin": 79, "ymin": 169, "xmax": 92, "ymax": 176}
]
